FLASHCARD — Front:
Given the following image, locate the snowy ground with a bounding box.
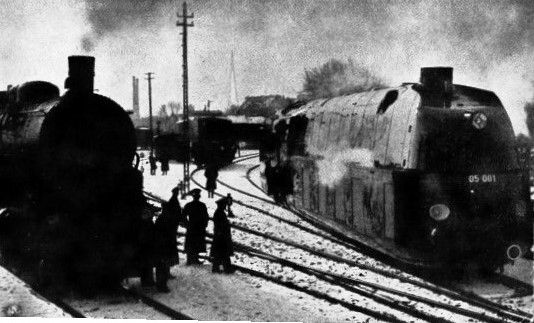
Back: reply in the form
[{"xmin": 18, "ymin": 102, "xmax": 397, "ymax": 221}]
[
  {"xmin": 0, "ymin": 266, "xmax": 70, "ymax": 318},
  {"xmin": 139, "ymin": 153, "xmax": 533, "ymax": 322},
  {"xmin": 138, "ymin": 154, "xmax": 376, "ymax": 322}
]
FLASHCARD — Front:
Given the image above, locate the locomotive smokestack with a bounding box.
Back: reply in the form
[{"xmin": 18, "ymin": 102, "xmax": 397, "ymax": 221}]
[
  {"xmin": 419, "ymin": 67, "xmax": 453, "ymax": 95},
  {"xmin": 65, "ymin": 56, "xmax": 95, "ymax": 93}
]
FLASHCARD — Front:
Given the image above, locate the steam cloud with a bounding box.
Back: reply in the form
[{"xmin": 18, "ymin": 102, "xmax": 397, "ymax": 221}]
[{"xmin": 309, "ymin": 145, "xmax": 374, "ymax": 187}]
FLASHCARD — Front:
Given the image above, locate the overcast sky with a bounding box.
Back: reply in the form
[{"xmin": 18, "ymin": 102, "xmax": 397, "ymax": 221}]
[{"xmin": 0, "ymin": 0, "xmax": 532, "ymax": 133}]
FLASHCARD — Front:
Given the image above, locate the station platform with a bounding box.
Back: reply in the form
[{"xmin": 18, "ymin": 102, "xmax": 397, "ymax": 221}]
[{"xmin": 0, "ymin": 266, "xmax": 70, "ymax": 318}]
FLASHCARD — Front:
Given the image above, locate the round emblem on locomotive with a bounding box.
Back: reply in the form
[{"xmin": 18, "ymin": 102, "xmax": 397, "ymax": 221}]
[{"xmin": 471, "ymin": 112, "xmax": 487, "ymax": 130}]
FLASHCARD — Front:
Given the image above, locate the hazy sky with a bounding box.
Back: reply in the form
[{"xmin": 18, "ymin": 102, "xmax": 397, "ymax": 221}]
[{"xmin": 1, "ymin": 0, "xmax": 533, "ymax": 133}]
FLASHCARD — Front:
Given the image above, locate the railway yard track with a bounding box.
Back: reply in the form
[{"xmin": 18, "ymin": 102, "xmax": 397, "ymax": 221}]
[
  {"xmin": 58, "ymin": 286, "xmax": 194, "ymax": 320},
  {"xmin": 14, "ymin": 273, "xmax": 195, "ymax": 320},
  {"xmin": 141, "ymin": 153, "xmax": 534, "ymax": 322},
  {"xmin": 17, "ymin": 152, "xmax": 528, "ymax": 321}
]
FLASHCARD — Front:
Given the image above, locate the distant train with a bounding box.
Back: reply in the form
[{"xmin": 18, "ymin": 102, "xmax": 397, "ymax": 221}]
[
  {"xmin": 261, "ymin": 67, "xmax": 533, "ymax": 271},
  {"xmin": 155, "ymin": 114, "xmax": 270, "ymax": 166},
  {"xmin": 0, "ymin": 56, "xmax": 146, "ymax": 289},
  {"xmin": 154, "ymin": 116, "xmax": 237, "ymax": 166},
  {"xmin": 135, "ymin": 127, "xmax": 152, "ymax": 150}
]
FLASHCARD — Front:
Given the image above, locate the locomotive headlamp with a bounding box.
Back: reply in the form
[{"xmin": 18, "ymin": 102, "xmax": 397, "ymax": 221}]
[
  {"xmin": 429, "ymin": 204, "xmax": 450, "ymax": 221},
  {"xmin": 471, "ymin": 112, "xmax": 487, "ymax": 130}
]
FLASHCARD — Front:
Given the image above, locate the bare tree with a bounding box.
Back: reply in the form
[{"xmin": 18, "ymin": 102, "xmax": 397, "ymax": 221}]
[{"xmin": 299, "ymin": 58, "xmax": 387, "ymax": 101}]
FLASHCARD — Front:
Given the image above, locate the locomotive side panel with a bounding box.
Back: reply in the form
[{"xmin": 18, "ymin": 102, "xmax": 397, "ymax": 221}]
[{"xmin": 286, "ymin": 88, "xmax": 420, "ymax": 246}]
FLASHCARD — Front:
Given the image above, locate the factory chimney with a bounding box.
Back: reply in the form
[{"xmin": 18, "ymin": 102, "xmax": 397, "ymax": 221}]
[
  {"xmin": 65, "ymin": 56, "xmax": 95, "ymax": 93},
  {"xmin": 132, "ymin": 76, "xmax": 140, "ymax": 118}
]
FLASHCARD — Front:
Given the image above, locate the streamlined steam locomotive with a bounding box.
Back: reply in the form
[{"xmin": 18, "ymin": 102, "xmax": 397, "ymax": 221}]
[
  {"xmin": 262, "ymin": 67, "xmax": 533, "ymax": 270},
  {"xmin": 0, "ymin": 56, "xmax": 145, "ymax": 288}
]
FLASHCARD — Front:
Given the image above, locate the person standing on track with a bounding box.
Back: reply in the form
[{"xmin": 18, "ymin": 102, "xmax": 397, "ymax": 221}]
[
  {"xmin": 210, "ymin": 197, "xmax": 235, "ymax": 273},
  {"xmin": 149, "ymin": 154, "xmax": 157, "ymax": 176},
  {"xmin": 154, "ymin": 187, "xmax": 182, "ymax": 293},
  {"xmin": 160, "ymin": 157, "xmax": 169, "ymax": 176},
  {"xmin": 182, "ymin": 189, "xmax": 209, "ymax": 265},
  {"xmin": 138, "ymin": 203, "xmax": 156, "ymax": 287},
  {"xmin": 204, "ymin": 163, "xmax": 219, "ymax": 198}
]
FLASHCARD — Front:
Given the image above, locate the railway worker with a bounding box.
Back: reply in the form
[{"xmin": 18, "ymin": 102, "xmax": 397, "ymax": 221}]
[
  {"xmin": 226, "ymin": 193, "xmax": 235, "ymax": 218},
  {"xmin": 204, "ymin": 163, "xmax": 219, "ymax": 198},
  {"xmin": 160, "ymin": 157, "xmax": 169, "ymax": 176},
  {"xmin": 210, "ymin": 197, "xmax": 235, "ymax": 273},
  {"xmin": 182, "ymin": 188, "xmax": 209, "ymax": 265},
  {"xmin": 153, "ymin": 187, "xmax": 182, "ymax": 292},
  {"xmin": 138, "ymin": 203, "xmax": 156, "ymax": 287},
  {"xmin": 149, "ymin": 154, "xmax": 157, "ymax": 175}
]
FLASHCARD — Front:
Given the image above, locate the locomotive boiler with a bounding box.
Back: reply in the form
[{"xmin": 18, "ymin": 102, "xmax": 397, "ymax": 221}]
[
  {"xmin": 262, "ymin": 67, "xmax": 533, "ymax": 271},
  {"xmin": 0, "ymin": 56, "xmax": 145, "ymax": 289}
]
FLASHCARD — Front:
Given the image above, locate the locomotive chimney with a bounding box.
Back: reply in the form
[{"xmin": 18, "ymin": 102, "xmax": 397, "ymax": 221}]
[
  {"xmin": 419, "ymin": 67, "xmax": 453, "ymax": 95},
  {"xmin": 64, "ymin": 55, "xmax": 95, "ymax": 93}
]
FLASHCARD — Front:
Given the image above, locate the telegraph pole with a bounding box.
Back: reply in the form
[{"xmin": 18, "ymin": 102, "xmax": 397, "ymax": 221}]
[
  {"xmin": 177, "ymin": 1, "xmax": 194, "ymax": 195},
  {"xmin": 145, "ymin": 72, "xmax": 155, "ymax": 153}
]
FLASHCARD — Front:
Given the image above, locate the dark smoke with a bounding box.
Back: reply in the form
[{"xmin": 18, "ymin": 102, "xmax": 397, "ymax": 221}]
[
  {"xmin": 81, "ymin": 35, "xmax": 94, "ymax": 52},
  {"xmin": 81, "ymin": 0, "xmax": 173, "ymax": 52}
]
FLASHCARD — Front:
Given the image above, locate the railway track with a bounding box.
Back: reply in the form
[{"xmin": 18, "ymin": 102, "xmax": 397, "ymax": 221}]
[
  {"xmin": 215, "ymin": 155, "xmax": 533, "ymax": 321},
  {"xmin": 57, "ymin": 286, "xmax": 194, "ymax": 320},
  {"xmin": 144, "ymin": 154, "xmax": 533, "ymax": 322},
  {"xmin": 3, "ymin": 264, "xmax": 194, "ymax": 320},
  {"xmin": 242, "ymin": 159, "xmax": 534, "ymax": 296}
]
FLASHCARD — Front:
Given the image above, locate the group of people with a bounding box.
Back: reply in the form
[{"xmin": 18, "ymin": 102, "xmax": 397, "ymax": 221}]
[
  {"xmin": 148, "ymin": 154, "xmax": 170, "ymax": 176},
  {"xmin": 138, "ymin": 187, "xmax": 234, "ymax": 293}
]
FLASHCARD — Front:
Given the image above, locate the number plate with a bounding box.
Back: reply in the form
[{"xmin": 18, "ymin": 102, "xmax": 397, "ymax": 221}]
[{"xmin": 467, "ymin": 174, "xmax": 497, "ymax": 183}]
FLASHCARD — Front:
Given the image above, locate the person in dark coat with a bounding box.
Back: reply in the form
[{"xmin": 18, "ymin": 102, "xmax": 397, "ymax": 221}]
[
  {"xmin": 210, "ymin": 197, "xmax": 235, "ymax": 273},
  {"xmin": 182, "ymin": 188, "xmax": 209, "ymax": 265},
  {"xmin": 138, "ymin": 204, "xmax": 156, "ymax": 287},
  {"xmin": 149, "ymin": 154, "xmax": 157, "ymax": 175},
  {"xmin": 204, "ymin": 164, "xmax": 219, "ymax": 198},
  {"xmin": 226, "ymin": 193, "xmax": 234, "ymax": 218},
  {"xmin": 154, "ymin": 187, "xmax": 182, "ymax": 292},
  {"xmin": 160, "ymin": 157, "xmax": 169, "ymax": 176}
]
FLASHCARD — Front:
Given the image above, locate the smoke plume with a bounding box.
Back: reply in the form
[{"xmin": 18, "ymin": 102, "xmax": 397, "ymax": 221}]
[{"xmin": 81, "ymin": 1, "xmax": 173, "ymax": 52}]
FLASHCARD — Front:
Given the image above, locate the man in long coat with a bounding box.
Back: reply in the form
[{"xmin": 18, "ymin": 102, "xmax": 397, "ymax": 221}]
[
  {"xmin": 210, "ymin": 197, "xmax": 234, "ymax": 273},
  {"xmin": 204, "ymin": 164, "xmax": 219, "ymax": 198},
  {"xmin": 182, "ymin": 189, "xmax": 209, "ymax": 265},
  {"xmin": 138, "ymin": 204, "xmax": 156, "ymax": 287},
  {"xmin": 154, "ymin": 187, "xmax": 182, "ymax": 292}
]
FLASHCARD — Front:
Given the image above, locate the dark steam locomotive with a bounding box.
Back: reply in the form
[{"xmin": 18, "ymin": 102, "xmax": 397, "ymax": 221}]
[
  {"xmin": 262, "ymin": 67, "xmax": 533, "ymax": 271},
  {"xmin": 0, "ymin": 56, "xmax": 145, "ymax": 289}
]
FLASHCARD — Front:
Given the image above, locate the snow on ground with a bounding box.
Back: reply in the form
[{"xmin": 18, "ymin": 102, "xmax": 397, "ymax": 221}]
[
  {"xmin": 141, "ymin": 156, "xmax": 377, "ymax": 322},
  {"xmin": 142, "ymin": 153, "xmax": 533, "ymax": 321},
  {"xmin": 0, "ymin": 266, "xmax": 70, "ymax": 318}
]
